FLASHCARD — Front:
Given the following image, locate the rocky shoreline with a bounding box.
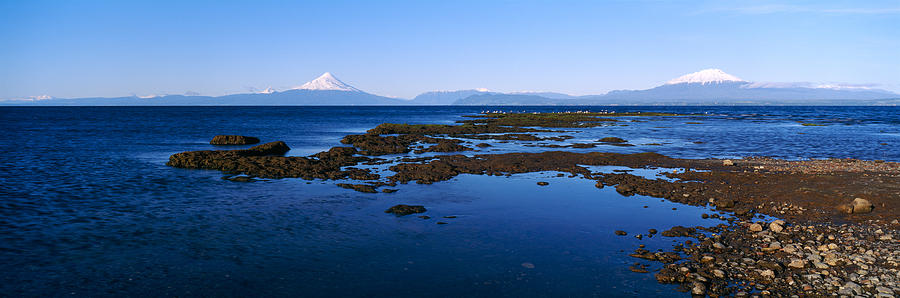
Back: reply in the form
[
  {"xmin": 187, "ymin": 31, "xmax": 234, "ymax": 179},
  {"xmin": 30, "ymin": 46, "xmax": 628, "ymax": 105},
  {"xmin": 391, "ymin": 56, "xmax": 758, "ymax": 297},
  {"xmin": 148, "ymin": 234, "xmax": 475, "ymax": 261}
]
[{"xmin": 166, "ymin": 112, "xmax": 899, "ymax": 296}]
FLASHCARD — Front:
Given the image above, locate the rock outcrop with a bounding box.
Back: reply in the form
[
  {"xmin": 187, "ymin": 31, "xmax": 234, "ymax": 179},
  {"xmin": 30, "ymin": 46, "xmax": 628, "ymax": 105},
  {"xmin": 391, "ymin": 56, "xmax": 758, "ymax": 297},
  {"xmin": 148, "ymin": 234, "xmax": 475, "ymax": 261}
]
[{"xmin": 210, "ymin": 135, "xmax": 260, "ymax": 145}]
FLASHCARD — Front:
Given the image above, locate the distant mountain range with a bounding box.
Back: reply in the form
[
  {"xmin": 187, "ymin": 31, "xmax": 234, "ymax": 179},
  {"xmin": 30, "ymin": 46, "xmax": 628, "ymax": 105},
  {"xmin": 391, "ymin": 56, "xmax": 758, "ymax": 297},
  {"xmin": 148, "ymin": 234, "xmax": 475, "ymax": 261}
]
[{"xmin": 4, "ymin": 69, "xmax": 898, "ymax": 106}]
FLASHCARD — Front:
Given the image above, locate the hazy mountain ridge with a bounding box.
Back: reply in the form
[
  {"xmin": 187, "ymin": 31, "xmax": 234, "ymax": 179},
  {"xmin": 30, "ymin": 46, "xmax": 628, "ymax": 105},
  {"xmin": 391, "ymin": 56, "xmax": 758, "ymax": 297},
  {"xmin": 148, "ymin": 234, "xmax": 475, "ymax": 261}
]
[
  {"xmin": 409, "ymin": 90, "xmax": 493, "ymax": 105},
  {"xmin": 4, "ymin": 70, "xmax": 897, "ymax": 106}
]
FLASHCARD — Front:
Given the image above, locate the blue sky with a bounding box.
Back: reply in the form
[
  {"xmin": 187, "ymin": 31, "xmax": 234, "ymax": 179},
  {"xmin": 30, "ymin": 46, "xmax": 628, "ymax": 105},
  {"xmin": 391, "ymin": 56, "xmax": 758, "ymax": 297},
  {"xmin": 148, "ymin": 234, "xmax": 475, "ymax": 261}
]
[{"xmin": 1, "ymin": 0, "xmax": 898, "ymax": 99}]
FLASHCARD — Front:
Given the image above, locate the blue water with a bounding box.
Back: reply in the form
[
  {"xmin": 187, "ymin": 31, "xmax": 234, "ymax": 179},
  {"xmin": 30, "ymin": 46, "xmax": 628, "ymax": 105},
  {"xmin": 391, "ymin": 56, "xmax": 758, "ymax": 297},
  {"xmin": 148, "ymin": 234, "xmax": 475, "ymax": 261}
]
[{"xmin": 1, "ymin": 106, "xmax": 898, "ymax": 297}]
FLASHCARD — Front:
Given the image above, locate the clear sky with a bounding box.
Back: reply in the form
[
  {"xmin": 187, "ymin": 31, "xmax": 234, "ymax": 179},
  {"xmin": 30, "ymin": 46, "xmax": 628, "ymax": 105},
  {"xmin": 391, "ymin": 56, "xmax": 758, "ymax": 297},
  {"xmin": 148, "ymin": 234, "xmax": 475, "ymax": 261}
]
[{"xmin": 1, "ymin": 0, "xmax": 898, "ymax": 99}]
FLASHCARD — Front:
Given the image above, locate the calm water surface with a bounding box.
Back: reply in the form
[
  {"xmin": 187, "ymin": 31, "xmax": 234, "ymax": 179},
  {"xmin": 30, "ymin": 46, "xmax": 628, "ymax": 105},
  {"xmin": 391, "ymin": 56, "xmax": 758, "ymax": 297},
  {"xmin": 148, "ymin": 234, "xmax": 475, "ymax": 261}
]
[{"xmin": 1, "ymin": 106, "xmax": 897, "ymax": 296}]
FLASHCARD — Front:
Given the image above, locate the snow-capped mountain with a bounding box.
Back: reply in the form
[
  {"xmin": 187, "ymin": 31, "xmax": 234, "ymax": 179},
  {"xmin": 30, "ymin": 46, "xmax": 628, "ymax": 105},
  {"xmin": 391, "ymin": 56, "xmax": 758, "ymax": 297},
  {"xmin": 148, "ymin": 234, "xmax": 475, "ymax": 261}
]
[
  {"xmin": 665, "ymin": 69, "xmax": 745, "ymax": 85},
  {"xmin": 452, "ymin": 69, "xmax": 897, "ymax": 105},
  {"xmin": 5, "ymin": 69, "xmax": 896, "ymax": 106},
  {"xmin": 581, "ymin": 69, "xmax": 897, "ymax": 105},
  {"xmin": 294, "ymin": 72, "xmax": 362, "ymax": 92}
]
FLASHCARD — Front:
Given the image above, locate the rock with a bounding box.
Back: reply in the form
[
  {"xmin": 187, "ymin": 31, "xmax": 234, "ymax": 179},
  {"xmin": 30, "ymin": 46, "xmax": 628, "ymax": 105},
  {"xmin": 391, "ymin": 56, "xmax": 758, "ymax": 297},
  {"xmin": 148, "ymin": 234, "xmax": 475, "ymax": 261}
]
[
  {"xmin": 436, "ymin": 221, "xmax": 448, "ymax": 225},
  {"xmin": 722, "ymin": 159, "xmax": 734, "ymax": 166},
  {"xmin": 713, "ymin": 242, "xmax": 726, "ymax": 249},
  {"xmin": 337, "ymin": 183, "xmax": 377, "ymax": 193},
  {"xmin": 838, "ymin": 198, "xmax": 875, "ymax": 214},
  {"xmin": 769, "ymin": 221, "xmax": 784, "ymax": 233},
  {"xmin": 417, "ymin": 215, "xmax": 431, "ymax": 219},
  {"xmin": 521, "ymin": 262, "xmax": 535, "ymax": 269},
  {"xmin": 648, "ymin": 229, "xmax": 658, "ymax": 235},
  {"xmin": 210, "ymin": 135, "xmax": 261, "ymax": 145},
  {"xmin": 629, "ymin": 264, "xmax": 649, "ymax": 273},
  {"xmin": 836, "ymin": 204, "xmax": 853, "ymax": 214},
  {"xmin": 715, "ymin": 199, "xmax": 735, "ymax": 209},
  {"xmin": 713, "ymin": 269, "xmax": 725, "ymax": 278},
  {"xmin": 223, "ymin": 175, "xmax": 253, "ymax": 182},
  {"xmin": 598, "ymin": 137, "xmax": 627, "ymax": 143},
  {"xmin": 661, "ymin": 226, "xmax": 695, "ymax": 237},
  {"xmin": 537, "ymin": 181, "xmax": 549, "ymax": 186},
  {"xmin": 615, "ymin": 230, "xmax": 627, "ymax": 236},
  {"xmin": 170, "ymin": 141, "xmax": 365, "ymax": 182},
  {"xmin": 381, "ymin": 188, "xmax": 399, "ymax": 193},
  {"xmin": 760, "ymin": 269, "xmax": 775, "ymax": 279},
  {"xmin": 824, "ymin": 252, "xmax": 841, "ymax": 266},
  {"xmin": 691, "ymin": 281, "xmax": 706, "ymax": 295},
  {"xmin": 749, "ymin": 223, "xmax": 763, "ymax": 232},
  {"xmin": 475, "ymin": 143, "xmax": 492, "ymax": 148},
  {"xmin": 852, "ymin": 198, "xmax": 874, "ymax": 214},
  {"xmin": 762, "ymin": 241, "xmax": 782, "ymax": 252},
  {"xmin": 615, "ymin": 184, "xmax": 636, "ymax": 196},
  {"xmin": 783, "ymin": 244, "xmax": 798, "ymax": 254},
  {"xmin": 842, "ymin": 281, "xmax": 861, "ymax": 295},
  {"xmin": 384, "ymin": 204, "xmax": 427, "ymax": 216},
  {"xmin": 788, "ymin": 259, "xmax": 806, "ymax": 269}
]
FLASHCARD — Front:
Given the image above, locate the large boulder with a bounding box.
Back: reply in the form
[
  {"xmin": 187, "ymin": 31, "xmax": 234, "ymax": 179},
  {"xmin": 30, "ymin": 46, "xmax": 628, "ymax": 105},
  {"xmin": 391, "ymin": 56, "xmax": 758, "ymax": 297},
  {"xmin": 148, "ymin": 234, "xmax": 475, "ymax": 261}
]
[
  {"xmin": 851, "ymin": 198, "xmax": 874, "ymax": 214},
  {"xmin": 210, "ymin": 135, "xmax": 260, "ymax": 145},
  {"xmin": 836, "ymin": 198, "xmax": 875, "ymax": 214}
]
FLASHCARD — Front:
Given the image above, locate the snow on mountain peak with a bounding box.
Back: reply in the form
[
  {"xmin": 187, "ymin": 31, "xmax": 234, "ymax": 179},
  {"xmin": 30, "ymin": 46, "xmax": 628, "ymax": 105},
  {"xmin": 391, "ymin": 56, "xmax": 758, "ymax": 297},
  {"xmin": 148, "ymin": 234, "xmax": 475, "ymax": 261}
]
[
  {"xmin": 665, "ymin": 69, "xmax": 745, "ymax": 85},
  {"xmin": 294, "ymin": 72, "xmax": 362, "ymax": 92},
  {"xmin": 259, "ymin": 87, "xmax": 276, "ymax": 94}
]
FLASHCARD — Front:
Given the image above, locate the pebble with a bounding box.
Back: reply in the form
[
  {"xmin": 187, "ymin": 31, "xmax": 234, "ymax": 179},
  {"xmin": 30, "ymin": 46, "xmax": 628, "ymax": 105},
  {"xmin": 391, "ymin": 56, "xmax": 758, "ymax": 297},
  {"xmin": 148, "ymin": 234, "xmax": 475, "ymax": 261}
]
[
  {"xmin": 789, "ymin": 259, "xmax": 806, "ymax": 269},
  {"xmin": 769, "ymin": 222, "xmax": 784, "ymax": 233},
  {"xmin": 749, "ymin": 223, "xmax": 763, "ymax": 232}
]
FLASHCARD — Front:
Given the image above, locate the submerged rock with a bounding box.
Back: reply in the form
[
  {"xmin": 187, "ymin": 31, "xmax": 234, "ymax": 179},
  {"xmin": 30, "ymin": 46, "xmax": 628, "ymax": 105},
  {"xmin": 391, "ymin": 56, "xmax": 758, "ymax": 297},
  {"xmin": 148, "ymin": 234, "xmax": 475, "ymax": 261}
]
[
  {"xmin": 223, "ymin": 176, "xmax": 253, "ymax": 182},
  {"xmin": 385, "ymin": 204, "xmax": 427, "ymax": 216},
  {"xmin": 337, "ymin": 183, "xmax": 377, "ymax": 193},
  {"xmin": 598, "ymin": 137, "xmax": 627, "ymax": 143},
  {"xmin": 661, "ymin": 226, "xmax": 695, "ymax": 237},
  {"xmin": 210, "ymin": 135, "xmax": 260, "ymax": 145}
]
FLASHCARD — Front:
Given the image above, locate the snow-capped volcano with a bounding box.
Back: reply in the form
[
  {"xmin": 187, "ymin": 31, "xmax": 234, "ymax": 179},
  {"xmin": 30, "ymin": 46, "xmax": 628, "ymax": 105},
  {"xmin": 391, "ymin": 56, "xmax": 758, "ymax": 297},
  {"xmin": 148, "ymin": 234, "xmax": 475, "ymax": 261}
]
[
  {"xmin": 294, "ymin": 72, "xmax": 362, "ymax": 92},
  {"xmin": 665, "ymin": 69, "xmax": 745, "ymax": 85}
]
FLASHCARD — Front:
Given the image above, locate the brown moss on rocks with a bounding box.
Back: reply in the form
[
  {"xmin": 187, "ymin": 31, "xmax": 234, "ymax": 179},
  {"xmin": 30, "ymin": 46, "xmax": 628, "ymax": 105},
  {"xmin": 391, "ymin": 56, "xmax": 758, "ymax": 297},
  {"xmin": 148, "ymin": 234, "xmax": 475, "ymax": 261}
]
[
  {"xmin": 458, "ymin": 112, "xmax": 689, "ymax": 128},
  {"xmin": 210, "ymin": 135, "xmax": 260, "ymax": 145},
  {"xmin": 385, "ymin": 204, "xmax": 427, "ymax": 216},
  {"xmin": 167, "ymin": 142, "xmax": 378, "ymax": 181}
]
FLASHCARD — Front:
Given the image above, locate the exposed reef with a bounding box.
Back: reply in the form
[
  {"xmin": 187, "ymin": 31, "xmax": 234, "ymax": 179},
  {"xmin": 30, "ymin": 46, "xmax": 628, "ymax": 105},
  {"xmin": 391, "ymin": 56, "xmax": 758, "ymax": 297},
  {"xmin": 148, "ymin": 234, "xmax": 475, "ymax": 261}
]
[
  {"xmin": 210, "ymin": 135, "xmax": 260, "ymax": 145},
  {"xmin": 166, "ymin": 111, "xmax": 900, "ymax": 296},
  {"xmin": 167, "ymin": 142, "xmax": 378, "ymax": 180}
]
